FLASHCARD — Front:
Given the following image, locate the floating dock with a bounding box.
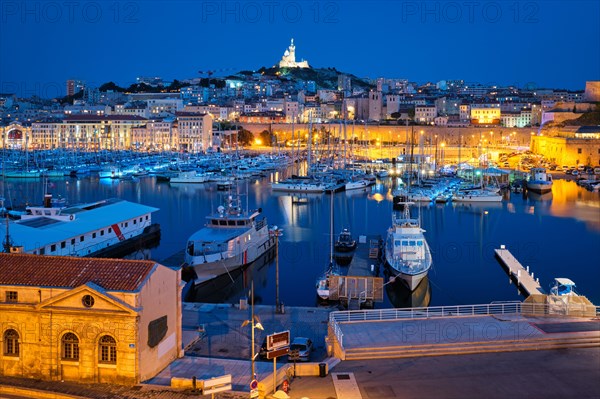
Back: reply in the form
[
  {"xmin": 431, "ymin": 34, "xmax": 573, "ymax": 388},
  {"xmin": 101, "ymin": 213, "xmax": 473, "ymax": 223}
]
[
  {"xmin": 495, "ymin": 245, "xmax": 545, "ymax": 297},
  {"xmin": 330, "ymin": 235, "xmax": 384, "ymax": 309}
]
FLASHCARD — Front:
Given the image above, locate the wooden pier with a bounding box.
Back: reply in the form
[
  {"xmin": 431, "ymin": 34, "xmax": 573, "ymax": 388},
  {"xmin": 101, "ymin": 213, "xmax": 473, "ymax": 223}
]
[
  {"xmin": 495, "ymin": 245, "xmax": 545, "ymax": 297},
  {"xmin": 330, "ymin": 235, "xmax": 384, "ymax": 309}
]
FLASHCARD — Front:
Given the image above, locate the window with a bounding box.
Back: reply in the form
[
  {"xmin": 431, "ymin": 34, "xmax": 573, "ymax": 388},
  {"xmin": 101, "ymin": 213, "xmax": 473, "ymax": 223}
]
[
  {"xmin": 148, "ymin": 316, "xmax": 168, "ymax": 348},
  {"xmin": 82, "ymin": 295, "xmax": 95, "ymax": 308},
  {"xmin": 5, "ymin": 291, "xmax": 18, "ymax": 302},
  {"xmin": 80, "ymin": 236, "xmax": 84, "ymax": 242},
  {"xmin": 578, "ymin": 148, "xmax": 582, "ymax": 154},
  {"xmin": 133, "ymin": 219, "xmax": 137, "ymax": 225},
  {"xmin": 100, "ymin": 230, "xmax": 104, "ymax": 236},
  {"xmin": 61, "ymin": 241, "xmax": 66, "ymax": 249},
  {"xmin": 108, "ymin": 228, "xmax": 112, "ymax": 233},
  {"xmin": 3, "ymin": 329, "xmax": 19, "ymax": 356},
  {"xmin": 71, "ymin": 239, "xmax": 75, "ymax": 245},
  {"xmin": 99, "ymin": 335, "xmax": 117, "ymax": 364},
  {"xmin": 51, "ymin": 244, "xmax": 56, "ymax": 252},
  {"xmin": 92, "ymin": 233, "xmax": 96, "ymax": 238},
  {"xmin": 62, "ymin": 333, "xmax": 79, "ymax": 360}
]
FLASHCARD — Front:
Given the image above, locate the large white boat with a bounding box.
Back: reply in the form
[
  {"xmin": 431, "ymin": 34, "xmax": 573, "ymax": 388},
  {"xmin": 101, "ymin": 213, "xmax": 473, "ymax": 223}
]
[
  {"xmin": 184, "ymin": 194, "xmax": 276, "ymax": 280},
  {"xmin": 385, "ymin": 201, "xmax": 433, "ymax": 291},
  {"xmin": 7, "ymin": 195, "xmax": 159, "ymax": 257},
  {"xmin": 526, "ymin": 167, "xmax": 553, "ymax": 194}
]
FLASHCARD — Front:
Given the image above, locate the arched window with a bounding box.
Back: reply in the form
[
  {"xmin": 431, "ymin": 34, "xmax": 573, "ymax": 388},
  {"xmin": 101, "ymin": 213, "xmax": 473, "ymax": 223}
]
[
  {"xmin": 98, "ymin": 335, "xmax": 116, "ymax": 364},
  {"xmin": 61, "ymin": 333, "xmax": 79, "ymax": 360},
  {"xmin": 3, "ymin": 329, "xmax": 19, "ymax": 356}
]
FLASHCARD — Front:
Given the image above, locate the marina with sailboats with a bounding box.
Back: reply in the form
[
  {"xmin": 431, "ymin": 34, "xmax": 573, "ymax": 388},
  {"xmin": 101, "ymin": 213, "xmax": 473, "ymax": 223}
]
[{"xmin": 0, "ymin": 147, "xmax": 597, "ymax": 309}]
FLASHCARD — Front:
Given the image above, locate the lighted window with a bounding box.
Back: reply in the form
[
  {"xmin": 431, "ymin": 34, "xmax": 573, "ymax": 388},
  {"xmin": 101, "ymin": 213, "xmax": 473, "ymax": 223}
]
[
  {"xmin": 61, "ymin": 333, "xmax": 79, "ymax": 360},
  {"xmin": 3, "ymin": 329, "xmax": 19, "ymax": 356},
  {"xmin": 5, "ymin": 291, "xmax": 17, "ymax": 302},
  {"xmin": 99, "ymin": 335, "xmax": 117, "ymax": 364}
]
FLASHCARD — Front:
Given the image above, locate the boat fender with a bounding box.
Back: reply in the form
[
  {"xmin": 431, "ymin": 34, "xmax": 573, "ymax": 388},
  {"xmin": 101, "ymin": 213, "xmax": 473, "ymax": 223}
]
[{"xmin": 69, "ymin": 215, "xmax": 74, "ymax": 221}]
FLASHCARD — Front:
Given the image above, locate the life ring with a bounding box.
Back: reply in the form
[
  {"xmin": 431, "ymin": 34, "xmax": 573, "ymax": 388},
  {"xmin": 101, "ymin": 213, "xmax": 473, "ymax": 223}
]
[{"xmin": 69, "ymin": 215, "xmax": 74, "ymax": 221}]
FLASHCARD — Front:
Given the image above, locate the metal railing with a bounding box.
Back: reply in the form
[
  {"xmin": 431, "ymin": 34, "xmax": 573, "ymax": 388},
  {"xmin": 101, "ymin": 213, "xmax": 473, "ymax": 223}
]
[{"xmin": 329, "ymin": 301, "xmax": 599, "ymax": 348}]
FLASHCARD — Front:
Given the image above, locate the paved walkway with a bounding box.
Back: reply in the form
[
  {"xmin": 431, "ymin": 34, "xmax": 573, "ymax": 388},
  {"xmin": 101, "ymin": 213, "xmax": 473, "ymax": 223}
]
[{"xmin": 335, "ymin": 313, "xmax": 599, "ymax": 349}]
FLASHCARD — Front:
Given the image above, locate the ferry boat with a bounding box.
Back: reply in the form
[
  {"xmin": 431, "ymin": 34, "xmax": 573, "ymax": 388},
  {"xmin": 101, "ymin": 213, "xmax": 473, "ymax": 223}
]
[
  {"xmin": 385, "ymin": 201, "xmax": 433, "ymax": 291},
  {"xmin": 526, "ymin": 167, "xmax": 553, "ymax": 194},
  {"xmin": 7, "ymin": 195, "xmax": 159, "ymax": 257},
  {"xmin": 184, "ymin": 194, "xmax": 276, "ymax": 280}
]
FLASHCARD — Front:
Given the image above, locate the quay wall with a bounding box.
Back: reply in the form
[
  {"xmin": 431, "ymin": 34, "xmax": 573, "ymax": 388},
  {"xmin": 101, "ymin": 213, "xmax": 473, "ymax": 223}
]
[{"xmin": 238, "ymin": 123, "xmax": 537, "ymax": 148}]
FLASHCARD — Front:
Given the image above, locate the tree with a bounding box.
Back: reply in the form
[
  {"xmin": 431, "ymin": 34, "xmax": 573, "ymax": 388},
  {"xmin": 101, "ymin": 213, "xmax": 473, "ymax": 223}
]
[
  {"xmin": 238, "ymin": 129, "xmax": 254, "ymax": 146},
  {"xmin": 259, "ymin": 130, "xmax": 272, "ymax": 146},
  {"xmin": 98, "ymin": 82, "xmax": 125, "ymax": 92}
]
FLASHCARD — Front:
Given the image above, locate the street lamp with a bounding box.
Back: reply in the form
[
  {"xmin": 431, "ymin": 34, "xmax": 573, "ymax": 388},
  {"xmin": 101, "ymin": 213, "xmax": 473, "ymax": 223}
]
[
  {"xmin": 270, "ymin": 226, "xmax": 284, "ymax": 313},
  {"xmin": 242, "ymin": 281, "xmax": 264, "ymax": 381}
]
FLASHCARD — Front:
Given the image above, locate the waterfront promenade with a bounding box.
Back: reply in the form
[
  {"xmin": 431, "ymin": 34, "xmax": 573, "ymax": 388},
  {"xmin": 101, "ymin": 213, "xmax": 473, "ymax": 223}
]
[{"xmin": 0, "ymin": 299, "xmax": 599, "ymax": 398}]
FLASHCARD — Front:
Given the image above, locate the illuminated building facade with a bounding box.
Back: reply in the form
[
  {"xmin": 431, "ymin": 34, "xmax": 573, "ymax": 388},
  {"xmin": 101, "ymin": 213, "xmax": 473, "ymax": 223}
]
[{"xmin": 0, "ymin": 254, "xmax": 181, "ymax": 385}]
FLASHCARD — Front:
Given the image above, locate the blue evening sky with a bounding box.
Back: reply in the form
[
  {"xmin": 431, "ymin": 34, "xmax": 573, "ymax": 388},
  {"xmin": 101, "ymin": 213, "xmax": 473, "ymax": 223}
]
[{"xmin": 1, "ymin": 0, "xmax": 598, "ymax": 96}]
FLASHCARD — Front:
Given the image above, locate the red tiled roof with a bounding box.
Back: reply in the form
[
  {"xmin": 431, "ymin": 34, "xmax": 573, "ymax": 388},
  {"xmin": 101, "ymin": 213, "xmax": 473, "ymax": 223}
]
[{"xmin": 0, "ymin": 254, "xmax": 156, "ymax": 292}]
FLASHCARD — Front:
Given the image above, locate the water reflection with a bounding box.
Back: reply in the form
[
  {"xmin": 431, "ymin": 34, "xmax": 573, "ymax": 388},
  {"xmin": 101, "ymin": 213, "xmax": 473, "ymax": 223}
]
[{"xmin": 385, "ymin": 271, "xmax": 431, "ymax": 309}]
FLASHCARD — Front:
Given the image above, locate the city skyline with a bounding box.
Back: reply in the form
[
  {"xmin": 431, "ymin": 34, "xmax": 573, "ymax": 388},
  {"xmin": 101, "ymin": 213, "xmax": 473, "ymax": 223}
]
[{"xmin": 1, "ymin": 0, "xmax": 599, "ymax": 96}]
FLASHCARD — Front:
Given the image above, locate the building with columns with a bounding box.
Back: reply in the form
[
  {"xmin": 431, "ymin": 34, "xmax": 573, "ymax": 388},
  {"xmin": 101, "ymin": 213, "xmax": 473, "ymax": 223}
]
[{"xmin": 0, "ymin": 254, "xmax": 181, "ymax": 385}]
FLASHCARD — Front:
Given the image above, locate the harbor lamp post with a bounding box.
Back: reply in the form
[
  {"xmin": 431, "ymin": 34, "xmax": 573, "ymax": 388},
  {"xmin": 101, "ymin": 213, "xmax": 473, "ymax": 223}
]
[
  {"xmin": 242, "ymin": 281, "xmax": 263, "ymax": 381},
  {"xmin": 269, "ymin": 226, "xmax": 284, "ymax": 313}
]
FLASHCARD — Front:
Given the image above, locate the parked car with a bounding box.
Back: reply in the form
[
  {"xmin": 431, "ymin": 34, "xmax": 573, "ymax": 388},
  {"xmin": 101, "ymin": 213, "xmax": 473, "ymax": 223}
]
[{"xmin": 288, "ymin": 337, "xmax": 313, "ymax": 362}]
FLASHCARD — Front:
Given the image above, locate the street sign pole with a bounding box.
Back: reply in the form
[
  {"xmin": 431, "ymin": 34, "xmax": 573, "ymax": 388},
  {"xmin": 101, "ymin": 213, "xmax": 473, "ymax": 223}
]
[{"xmin": 273, "ymin": 356, "xmax": 277, "ymax": 394}]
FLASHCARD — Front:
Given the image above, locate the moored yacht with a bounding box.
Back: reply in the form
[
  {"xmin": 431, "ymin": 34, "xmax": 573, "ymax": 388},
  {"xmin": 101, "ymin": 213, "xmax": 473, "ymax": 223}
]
[
  {"xmin": 526, "ymin": 167, "xmax": 553, "ymax": 194},
  {"xmin": 385, "ymin": 201, "xmax": 432, "ymax": 291},
  {"xmin": 184, "ymin": 194, "xmax": 276, "ymax": 279}
]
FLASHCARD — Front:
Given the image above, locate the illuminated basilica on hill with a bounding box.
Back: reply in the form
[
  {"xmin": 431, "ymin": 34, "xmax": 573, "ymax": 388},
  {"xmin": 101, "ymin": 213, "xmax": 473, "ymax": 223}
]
[{"xmin": 278, "ymin": 38, "xmax": 310, "ymax": 68}]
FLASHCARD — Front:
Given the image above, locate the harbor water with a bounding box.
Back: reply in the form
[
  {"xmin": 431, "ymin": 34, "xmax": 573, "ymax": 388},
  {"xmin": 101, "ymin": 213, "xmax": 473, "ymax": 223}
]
[{"xmin": 2, "ymin": 171, "xmax": 599, "ymax": 308}]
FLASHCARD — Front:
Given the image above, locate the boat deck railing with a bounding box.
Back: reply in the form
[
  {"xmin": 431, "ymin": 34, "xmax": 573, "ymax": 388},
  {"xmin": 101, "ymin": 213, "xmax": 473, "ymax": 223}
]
[{"xmin": 329, "ymin": 302, "xmax": 599, "ymax": 348}]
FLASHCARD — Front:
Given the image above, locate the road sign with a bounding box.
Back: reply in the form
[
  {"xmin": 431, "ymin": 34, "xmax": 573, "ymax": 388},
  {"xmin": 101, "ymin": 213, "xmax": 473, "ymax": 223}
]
[
  {"xmin": 266, "ymin": 346, "xmax": 289, "ymax": 359},
  {"xmin": 202, "ymin": 374, "xmax": 232, "ymax": 395},
  {"xmin": 288, "ymin": 348, "xmax": 300, "ymax": 362},
  {"xmin": 250, "ymin": 379, "xmax": 258, "ymax": 390},
  {"xmin": 267, "ymin": 330, "xmax": 290, "ymax": 351}
]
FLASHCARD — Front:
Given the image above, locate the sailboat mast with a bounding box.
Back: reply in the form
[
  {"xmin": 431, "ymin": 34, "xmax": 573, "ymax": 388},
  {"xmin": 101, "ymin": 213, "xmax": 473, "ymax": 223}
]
[
  {"xmin": 329, "ymin": 191, "xmax": 334, "ymax": 265},
  {"xmin": 307, "ymin": 112, "xmax": 313, "ymax": 175}
]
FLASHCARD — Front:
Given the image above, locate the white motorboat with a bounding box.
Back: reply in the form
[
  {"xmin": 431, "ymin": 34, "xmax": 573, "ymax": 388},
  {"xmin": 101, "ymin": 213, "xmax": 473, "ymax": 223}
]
[
  {"xmin": 345, "ymin": 179, "xmax": 370, "ymax": 191},
  {"xmin": 170, "ymin": 170, "xmax": 212, "ymax": 184},
  {"xmin": 453, "ymin": 190, "xmax": 502, "ymax": 202},
  {"xmin": 184, "ymin": 194, "xmax": 276, "ymax": 280},
  {"xmin": 385, "ymin": 201, "xmax": 433, "ymax": 291},
  {"xmin": 526, "ymin": 167, "xmax": 553, "ymax": 194}
]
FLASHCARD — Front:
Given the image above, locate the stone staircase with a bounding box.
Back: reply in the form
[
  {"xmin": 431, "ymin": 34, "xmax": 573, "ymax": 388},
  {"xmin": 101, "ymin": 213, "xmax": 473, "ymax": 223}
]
[{"xmin": 343, "ymin": 333, "xmax": 600, "ymax": 361}]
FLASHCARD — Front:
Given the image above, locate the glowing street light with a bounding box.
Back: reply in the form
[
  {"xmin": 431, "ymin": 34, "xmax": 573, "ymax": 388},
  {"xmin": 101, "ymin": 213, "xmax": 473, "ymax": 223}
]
[{"xmin": 242, "ymin": 281, "xmax": 264, "ymax": 380}]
